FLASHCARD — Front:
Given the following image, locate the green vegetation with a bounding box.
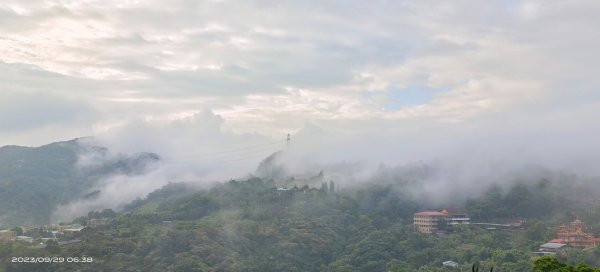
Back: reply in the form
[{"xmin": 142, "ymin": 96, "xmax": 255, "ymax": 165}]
[
  {"xmin": 534, "ymin": 257, "xmax": 600, "ymax": 272},
  {"xmin": 0, "ymin": 139, "xmax": 158, "ymax": 226},
  {"xmin": 2, "ymin": 175, "xmax": 600, "ymax": 271}
]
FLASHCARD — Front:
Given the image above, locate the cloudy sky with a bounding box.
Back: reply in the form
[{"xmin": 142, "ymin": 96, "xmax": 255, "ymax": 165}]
[{"xmin": 2, "ymin": 0, "xmax": 600, "ymax": 172}]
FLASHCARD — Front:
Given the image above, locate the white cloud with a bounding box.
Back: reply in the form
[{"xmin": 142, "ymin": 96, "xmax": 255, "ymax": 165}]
[{"xmin": 0, "ymin": 0, "xmax": 599, "ymax": 180}]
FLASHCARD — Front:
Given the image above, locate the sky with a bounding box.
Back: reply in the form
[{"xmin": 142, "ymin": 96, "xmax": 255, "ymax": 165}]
[
  {"xmin": 4, "ymin": 0, "xmax": 600, "ymax": 220},
  {"xmin": 2, "ymin": 0, "xmax": 600, "ymax": 178}
]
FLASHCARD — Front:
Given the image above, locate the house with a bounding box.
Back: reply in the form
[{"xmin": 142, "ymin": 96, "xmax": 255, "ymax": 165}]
[
  {"xmin": 414, "ymin": 209, "xmax": 470, "ymax": 234},
  {"xmin": 0, "ymin": 230, "xmax": 16, "ymax": 241},
  {"xmin": 539, "ymin": 242, "xmax": 569, "ymax": 253},
  {"xmin": 555, "ymin": 219, "xmax": 597, "ymax": 248}
]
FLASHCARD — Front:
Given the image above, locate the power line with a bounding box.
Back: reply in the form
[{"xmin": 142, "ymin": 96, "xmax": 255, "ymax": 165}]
[
  {"xmin": 157, "ymin": 137, "xmax": 287, "ymax": 168},
  {"xmin": 162, "ymin": 148, "xmax": 279, "ymax": 168},
  {"xmin": 165, "ymin": 145, "xmax": 281, "ymax": 165},
  {"xmin": 169, "ymin": 140, "xmax": 284, "ymax": 160}
]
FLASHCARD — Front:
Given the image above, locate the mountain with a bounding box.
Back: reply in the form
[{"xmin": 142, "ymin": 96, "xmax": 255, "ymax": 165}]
[
  {"xmin": 2, "ymin": 143, "xmax": 600, "ymax": 271},
  {"xmin": 0, "ymin": 138, "xmax": 159, "ymax": 227},
  {"xmin": 3, "ymin": 173, "xmax": 600, "ymax": 271}
]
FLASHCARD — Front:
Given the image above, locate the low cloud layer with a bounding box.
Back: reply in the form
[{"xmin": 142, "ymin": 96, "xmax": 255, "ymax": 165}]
[{"xmin": 48, "ymin": 98, "xmax": 600, "ymax": 222}]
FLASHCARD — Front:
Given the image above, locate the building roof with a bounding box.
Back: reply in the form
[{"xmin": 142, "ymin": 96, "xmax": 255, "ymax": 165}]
[
  {"xmin": 441, "ymin": 208, "xmax": 466, "ymax": 215},
  {"xmin": 540, "ymin": 242, "xmax": 568, "ymax": 249},
  {"xmin": 415, "ymin": 211, "xmax": 446, "ymax": 216},
  {"xmin": 550, "ymin": 239, "xmax": 567, "ymax": 244}
]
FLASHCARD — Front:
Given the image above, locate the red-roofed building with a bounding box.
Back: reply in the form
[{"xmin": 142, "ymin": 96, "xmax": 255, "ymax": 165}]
[
  {"xmin": 414, "ymin": 211, "xmax": 446, "ymax": 234},
  {"xmin": 549, "ymin": 239, "xmax": 568, "ymax": 244},
  {"xmin": 555, "ymin": 219, "xmax": 597, "ymax": 248}
]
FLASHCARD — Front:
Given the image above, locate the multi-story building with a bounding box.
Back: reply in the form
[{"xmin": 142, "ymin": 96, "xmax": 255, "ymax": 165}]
[
  {"xmin": 414, "ymin": 209, "xmax": 470, "ymax": 234},
  {"xmin": 555, "ymin": 219, "xmax": 598, "ymax": 248},
  {"xmin": 414, "ymin": 211, "xmax": 447, "ymax": 234},
  {"xmin": 441, "ymin": 209, "xmax": 470, "ymax": 226}
]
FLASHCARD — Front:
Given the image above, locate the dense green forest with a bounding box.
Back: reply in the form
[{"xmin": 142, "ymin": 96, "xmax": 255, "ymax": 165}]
[
  {"xmin": 0, "ymin": 139, "xmax": 159, "ymax": 226},
  {"xmin": 2, "ymin": 172, "xmax": 600, "ymax": 271}
]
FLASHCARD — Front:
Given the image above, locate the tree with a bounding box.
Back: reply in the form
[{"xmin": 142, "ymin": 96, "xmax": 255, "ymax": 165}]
[
  {"xmin": 321, "ymin": 182, "xmax": 328, "ymax": 192},
  {"xmin": 45, "ymin": 240, "xmax": 60, "ymax": 254},
  {"xmin": 533, "ymin": 256, "xmax": 600, "ymax": 272},
  {"xmin": 10, "ymin": 227, "xmax": 23, "ymax": 236},
  {"xmin": 100, "ymin": 209, "xmax": 117, "ymax": 218}
]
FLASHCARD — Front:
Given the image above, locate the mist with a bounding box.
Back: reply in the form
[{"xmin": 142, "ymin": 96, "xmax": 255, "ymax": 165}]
[
  {"xmin": 46, "ymin": 95, "xmax": 600, "ymax": 222},
  {"xmin": 8, "ymin": 0, "xmax": 596, "ymax": 222},
  {"xmin": 50, "ymin": 109, "xmax": 285, "ymax": 222}
]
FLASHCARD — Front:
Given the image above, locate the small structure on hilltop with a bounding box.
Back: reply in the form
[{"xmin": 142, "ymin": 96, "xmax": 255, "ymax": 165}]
[
  {"xmin": 555, "ymin": 219, "xmax": 598, "ymax": 249},
  {"xmin": 414, "ymin": 209, "xmax": 470, "ymax": 234}
]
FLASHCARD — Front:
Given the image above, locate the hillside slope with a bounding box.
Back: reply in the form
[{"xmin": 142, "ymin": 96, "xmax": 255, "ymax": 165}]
[
  {"xmin": 3, "ymin": 173, "xmax": 600, "ymax": 271},
  {"xmin": 0, "ymin": 138, "xmax": 159, "ymax": 226}
]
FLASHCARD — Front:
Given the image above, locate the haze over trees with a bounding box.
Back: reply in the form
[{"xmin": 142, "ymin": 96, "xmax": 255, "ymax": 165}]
[
  {"xmin": 2, "ymin": 153, "xmax": 600, "ymax": 271},
  {"xmin": 0, "ymin": 139, "xmax": 159, "ymax": 226}
]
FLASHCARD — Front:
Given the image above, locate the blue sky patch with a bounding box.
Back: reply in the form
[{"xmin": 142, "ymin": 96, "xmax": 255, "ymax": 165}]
[{"xmin": 365, "ymin": 85, "xmax": 446, "ymax": 111}]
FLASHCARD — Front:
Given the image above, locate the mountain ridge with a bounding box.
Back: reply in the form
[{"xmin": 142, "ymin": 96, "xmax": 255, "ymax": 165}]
[{"xmin": 0, "ymin": 138, "xmax": 159, "ymax": 227}]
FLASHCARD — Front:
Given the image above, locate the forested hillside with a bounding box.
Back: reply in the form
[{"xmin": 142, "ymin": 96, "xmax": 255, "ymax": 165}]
[
  {"xmin": 2, "ymin": 173, "xmax": 600, "ymax": 271},
  {"xmin": 0, "ymin": 139, "xmax": 159, "ymax": 226}
]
